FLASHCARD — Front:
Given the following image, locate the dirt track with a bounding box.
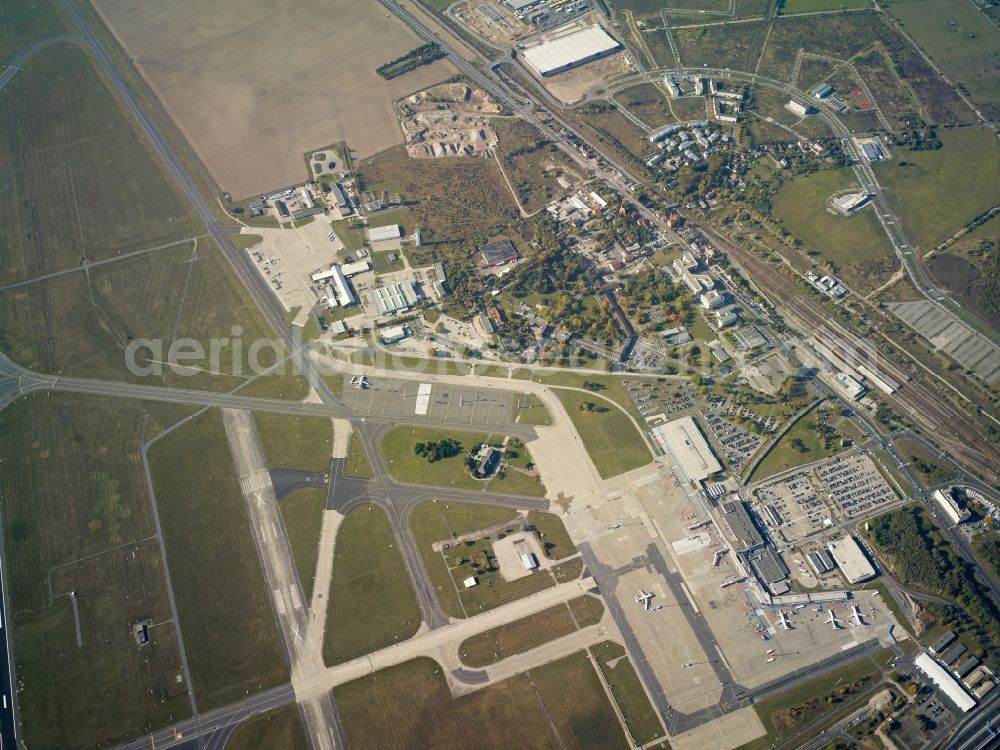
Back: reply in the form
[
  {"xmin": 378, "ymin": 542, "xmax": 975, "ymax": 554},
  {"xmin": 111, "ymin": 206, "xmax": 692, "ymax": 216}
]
[{"xmin": 92, "ymin": 0, "xmax": 456, "ymax": 199}]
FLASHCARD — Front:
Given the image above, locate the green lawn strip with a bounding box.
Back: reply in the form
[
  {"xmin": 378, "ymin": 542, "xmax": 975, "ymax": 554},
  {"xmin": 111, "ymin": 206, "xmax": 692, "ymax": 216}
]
[
  {"xmin": 553, "ymin": 557, "xmax": 585, "ymax": 583},
  {"xmin": 149, "ymin": 410, "xmax": 288, "ymax": 709},
  {"xmin": 453, "ymin": 552, "xmax": 556, "ymax": 617},
  {"xmin": 236, "ymin": 372, "xmax": 311, "ymax": 401},
  {"xmin": 410, "ymin": 500, "xmax": 519, "ymax": 618},
  {"xmin": 221, "ymin": 702, "xmax": 308, "ymax": 750},
  {"xmin": 552, "ymin": 389, "xmax": 652, "ymax": 479},
  {"xmin": 333, "ymin": 652, "xmax": 629, "ymax": 748},
  {"xmin": 458, "ymin": 602, "xmax": 578, "ymax": 667},
  {"xmin": 753, "ymin": 647, "xmax": 892, "ymax": 742},
  {"xmin": 511, "ymin": 393, "xmax": 553, "ymax": 425},
  {"xmin": 230, "ymin": 233, "xmax": 263, "ymax": 251},
  {"xmin": 280, "ymin": 488, "xmax": 326, "ymax": 602},
  {"xmin": 782, "ymin": 0, "xmax": 869, "ymax": 11},
  {"xmin": 323, "ymin": 504, "xmax": 421, "ymax": 665},
  {"xmin": 516, "ymin": 370, "xmax": 643, "ymax": 421},
  {"xmin": 526, "ymin": 511, "xmax": 577, "ymax": 560},
  {"xmin": 381, "ymin": 426, "xmax": 544, "ymax": 496},
  {"xmin": 590, "ymin": 640, "xmax": 666, "ymax": 745},
  {"xmin": 322, "ymin": 373, "xmax": 344, "ymax": 399},
  {"xmin": 253, "ymin": 412, "xmax": 333, "ymax": 472},
  {"xmin": 344, "ymin": 433, "xmax": 374, "ymax": 479},
  {"xmin": 568, "ymin": 594, "xmax": 605, "ymax": 627},
  {"xmin": 873, "ymin": 128, "xmax": 1000, "ymax": 250},
  {"xmin": 750, "ymin": 403, "xmax": 851, "ymax": 481}
]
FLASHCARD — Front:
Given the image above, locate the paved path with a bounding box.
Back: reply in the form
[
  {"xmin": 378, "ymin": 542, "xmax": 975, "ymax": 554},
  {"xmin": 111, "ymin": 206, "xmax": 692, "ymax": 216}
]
[{"xmin": 221, "ymin": 409, "xmax": 345, "ymax": 750}]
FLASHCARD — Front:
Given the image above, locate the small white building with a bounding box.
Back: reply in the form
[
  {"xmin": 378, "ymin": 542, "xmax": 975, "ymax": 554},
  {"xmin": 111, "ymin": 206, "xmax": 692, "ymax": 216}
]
[
  {"xmin": 463, "ymin": 576, "xmax": 478, "ymax": 588},
  {"xmin": 520, "ymin": 553, "xmax": 539, "ymax": 571},
  {"xmin": 785, "ymin": 100, "xmax": 811, "ymax": 117},
  {"xmin": 339, "ymin": 260, "xmax": 371, "ymax": 277},
  {"xmin": 834, "ymin": 371, "xmax": 866, "ymax": 401}
]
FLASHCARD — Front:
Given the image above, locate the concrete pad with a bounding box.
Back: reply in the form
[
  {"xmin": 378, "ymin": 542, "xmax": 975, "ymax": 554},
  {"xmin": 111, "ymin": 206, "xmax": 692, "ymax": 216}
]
[
  {"xmin": 668, "ymin": 706, "xmax": 766, "ymax": 750},
  {"xmin": 492, "ymin": 532, "xmax": 546, "ymax": 581}
]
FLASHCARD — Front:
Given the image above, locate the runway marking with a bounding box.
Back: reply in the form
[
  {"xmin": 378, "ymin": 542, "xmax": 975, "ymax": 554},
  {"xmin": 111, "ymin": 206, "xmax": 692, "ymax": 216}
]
[
  {"xmin": 239, "ymin": 470, "xmax": 270, "ymax": 494},
  {"xmin": 415, "ymin": 383, "xmax": 431, "ymax": 416},
  {"xmin": 274, "ymin": 589, "xmax": 287, "ymax": 615}
]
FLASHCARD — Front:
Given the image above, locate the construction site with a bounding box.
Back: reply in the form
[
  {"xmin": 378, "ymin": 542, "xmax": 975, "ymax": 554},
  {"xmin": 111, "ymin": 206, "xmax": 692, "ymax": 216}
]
[{"xmin": 396, "ymin": 83, "xmax": 501, "ymax": 159}]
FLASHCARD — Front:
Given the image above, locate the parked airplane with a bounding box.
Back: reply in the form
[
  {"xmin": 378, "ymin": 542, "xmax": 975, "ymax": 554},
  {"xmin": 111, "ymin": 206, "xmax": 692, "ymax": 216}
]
[
  {"xmin": 634, "ymin": 591, "xmax": 654, "ymax": 611},
  {"xmin": 828, "ymin": 609, "xmax": 843, "ymax": 630},
  {"xmin": 851, "ymin": 604, "xmax": 864, "ymax": 627},
  {"xmin": 262, "ymin": 257, "xmax": 278, "ymax": 265},
  {"xmin": 778, "ymin": 611, "xmax": 791, "ymax": 630},
  {"xmin": 350, "ymin": 375, "xmax": 369, "ymax": 390}
]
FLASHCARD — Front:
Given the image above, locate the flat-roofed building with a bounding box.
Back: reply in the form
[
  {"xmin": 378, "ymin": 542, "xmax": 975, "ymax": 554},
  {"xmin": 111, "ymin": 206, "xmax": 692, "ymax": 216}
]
[
  {"xmin": 379, "ymin": 324, "xmax": 409, "ymax": 344},
  {"xmin": 933, "ymin": 488, "xmax": 971, "ymax": 525},
  {"xmin": 929, "ymin": 630, "xmax": 956, "ymax": 655},
  {"xmin": 653, "ymin": 416, "xmax": 722, "ymax": 481},
  {"xmin": 522, "ymin": 26, "xmax": 623, "ymax": 77},
  {"xmin": 914, "ymin": 652, "xmax": 976, "ymax": 712},
  {"xmin": 339, "ymin": 260, "xmax": 370, "ymax": 277},
  {"xmin": 941, "ymin": 642, "xmax": 968, "ymax": 666},
  {"xmin": 954, "ymin": 656, "xmax": 980, "ymax": 679},
  {"xmin": 371, "ymin": 280, "xmax": 420, "ymax": 316},
  {"xmin": 480, "ymin": 239, "xmax": 519, "ymax": 267},
  {"xmin": 367, "ymin": 224, "xmax": 400, "ymax": 244},
  {"xmin": 720, "ymin": 498, "xmax": 765, "ymax": 553},
  {"xmin": 827, "ymin": 535, "xmax": 875, "ymax": 584}
]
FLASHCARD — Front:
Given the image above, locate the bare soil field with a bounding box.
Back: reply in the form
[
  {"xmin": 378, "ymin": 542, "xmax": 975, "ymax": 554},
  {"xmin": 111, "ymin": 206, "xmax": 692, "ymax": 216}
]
[{"xmin": 91, "ymin": 0, "xmax": 457, "ymax": 199}]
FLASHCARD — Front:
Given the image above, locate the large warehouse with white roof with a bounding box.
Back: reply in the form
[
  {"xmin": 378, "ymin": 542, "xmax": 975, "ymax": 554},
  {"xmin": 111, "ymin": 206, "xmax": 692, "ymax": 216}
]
[
  {"xmin": 521, "ymin": 26, "xmax": 622, "ymax": 77},
  {"xmin": 653, "ymin": 416, "xmax": 722, "ymax": 481}
]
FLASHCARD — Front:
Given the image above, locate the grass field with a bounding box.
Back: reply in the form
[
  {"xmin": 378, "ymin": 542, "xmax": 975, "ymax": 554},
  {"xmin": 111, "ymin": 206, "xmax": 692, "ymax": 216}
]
[
  {"xmin": 380, "ymin": 426, "xmax": 546, "ymax": 496},
  {"xmin": 552, "ymin": 389, "xmax": 652, "ymax": 479},
  {"xmin": 410, "ymin": 500, "xmax": 518, "ymax": 618},
  {"xmin": 671, "ymin": 18, "xmax": 771, "ymax": 72},
  {"xmin": 357, "ymin": 145, "xmax": 520, "ymax": 255},
  {"xmin": 590, "ymin": 641, "xmax": 666, "ymax": 745},
  {"xmin": 253, "ymin": 413, "xmax": 333, "ymax": 472},
  {"xmin": 527, "ymin": 511, "xmax": 578, "ymax": 560},
  {"xmin": 280, "ymin": 488, "xmax": 326, "ymax": 601},
  {"xmin": 781, "ymin": 0, "xmax": 869, "ymax": 11},
  {"xmin": 0, "ymin": 0, "xmax": 72, "ymax": 61},
  {"xmin": 0, "ymin": 394, "xmax": 195, "ymax": 748},
  {"xmin": 873, "ymin": 128, "xmax": 1000, "ymax": 250},
  {"xmin": 494, "ymin": 118, "xmax": 580, "ymax": 214},
  {"xmin": 236, "ymin": 371, "xmax": 311, "ymax": 401},
  {"xmin": 753, "ymin": 648, "xmax": 891, "ymax": 742},
  {"xmin": 615, "ymin": 83, "xmax": 674, "ymax": 130},
  {"xmin": 333, "ymin": 652, "xmax": 629, "ymax": 749},
  {"xmin": 884, "ymin": 0, "xmax": 1000, "ymax": 120},
  {"xmin": 457, "ymin": 595, "xmax": 604, "ymax": 668},
  {"xmin": 344, "ymin": 433, "xmax": 374, "ymax": 478},
  {"xmin": 0, "ymin": 44, "xmax": 200, "ymax": 284},
  {"xmin": 149, "ymin": 410, "xmax": 288, "ymax": 709},
  {"xmin": 771, "ymin": 167, "xmax": 895, "ymax": 286},
  {"xmin": 750, "ymin": 403, "xmax": 858, "ymax": 481},
  {"xmin": 323, "ymin": 504, "xmax": 421, "ymax": 665},
  {"xmin": 226, "ymin": 704, "xmax": 308, "ymax": 750},
  {"xmin": 0, "ymin": 237, "xmax": 274, "ymax": 391},
  {"xmin": 511, "ymin": 393, "xmax": 553, "ymax": 425}
]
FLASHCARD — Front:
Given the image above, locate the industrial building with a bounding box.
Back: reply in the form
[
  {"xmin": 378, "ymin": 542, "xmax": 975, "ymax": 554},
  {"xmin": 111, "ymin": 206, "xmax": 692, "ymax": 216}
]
[
  {"xmin": 322, "ymin": 265, "xmax": 356, "ymax": 308},
  {"xmin": 933, "ymin": 488, "xmax": 971, "ymax": 525},
  {"xmin": 808, "ymin": 549, "xmax": 836, "ymax": 575},
  {"xmin": 371, "ymin": 280, "xmax": 420, "ymax": 316},
  {"xmin": 480, "ymin": 239, "xmax": 519, "ymax": 267},
  {"xmin": 340, "ymin": 260, "xmax": 371, "ymax": 277},
  {"xmin": 734, "ymin": 325, "xmax": 767, "ymax": 350},
  {"xmin": 830, "ymin": 192, "xmax": 870, "ymax": 217},
  {"xmin": 654, "ymin": 416, "xmax": 722, "ymax": 481},
  {"xmin": 811, "ymin": 83, "xmax": 834, "ymax": 99},
  {"xmin": 720, "ymin": 498, "xmax": 765, "ymax": 553},
  {"xmin": 521, "ymin": 26, "xmax": 622, "ymax": 77},
  {"xmin": 941, "ymin": 642, "xmax": 967, "ymax": 666},
  {"xmin": 914, "ymin": 652, "xmax": 976, "ymax": 712},
  {"xmin": 833, "ymin": 371, "xmax": 866, "ymax": 401},
  {"xmin": 785, "ymin": 100, "xmax": 812, "ymax": 117},
  {"xmin": 379, "ymin": 324, "xmax": 410, "ymax": 344},
  {"xmin": 929, "ymin": 630, "xmax": 956, "ymax": 655},
  {"xmin": 827, "ymin": 536, "xmax": 875, "ymax": 584},
  {"xmin": 367, "ymin": 224, "xmax": 400, "ymax": 244}
]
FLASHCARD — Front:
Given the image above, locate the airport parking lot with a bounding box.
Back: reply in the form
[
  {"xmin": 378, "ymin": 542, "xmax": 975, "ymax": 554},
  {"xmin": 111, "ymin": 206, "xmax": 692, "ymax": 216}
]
[
  {"xmin": 815, "ymin": 453, "xmax": 898, "ymax": 519},
  {"xmin": 704, "ymin": 412, "xmax": 764, "ymax": 472},
  {"xmin": 339, "ymin": 376, "xmax": 517, "ymax": 429}
]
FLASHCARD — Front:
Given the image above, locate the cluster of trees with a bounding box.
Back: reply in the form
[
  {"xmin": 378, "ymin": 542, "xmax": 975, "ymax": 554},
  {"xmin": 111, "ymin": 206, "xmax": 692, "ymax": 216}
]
[
  {"xmin": 578, "ymin": 401, "xmax": 609, "ymax": 413},
  {"xmin": 413, "ymin": 437, "xmax": 462, "ymax": 463},
  {"xmin": 376, "ymin": 43, "xmax": 446, "ymax": 80},
  {"xmin": 868, "ymin": 506, "xmax": 1000, "ymax": 652},
  {"xmin": 895, "ymin": 116, "xmax": 942, "ymax": 151}
]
